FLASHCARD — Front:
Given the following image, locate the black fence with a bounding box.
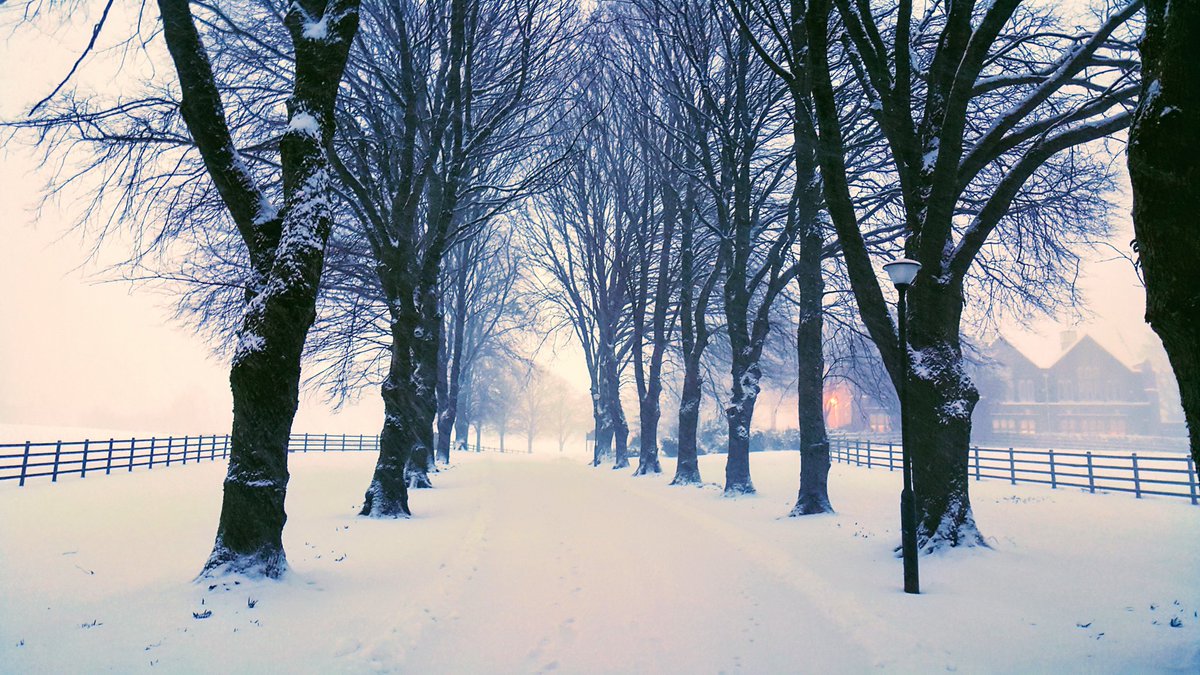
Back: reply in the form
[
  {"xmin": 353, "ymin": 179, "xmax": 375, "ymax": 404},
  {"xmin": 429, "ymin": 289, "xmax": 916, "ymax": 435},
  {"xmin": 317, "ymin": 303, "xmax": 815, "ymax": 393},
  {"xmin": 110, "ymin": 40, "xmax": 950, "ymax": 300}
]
[
  {"xmin": 830, "ymin": 437, "xmax": 1199, "ymax": 505},
  {"xmin": 0, "ymin": 433, "xmax": 519, "ymax": 487}
]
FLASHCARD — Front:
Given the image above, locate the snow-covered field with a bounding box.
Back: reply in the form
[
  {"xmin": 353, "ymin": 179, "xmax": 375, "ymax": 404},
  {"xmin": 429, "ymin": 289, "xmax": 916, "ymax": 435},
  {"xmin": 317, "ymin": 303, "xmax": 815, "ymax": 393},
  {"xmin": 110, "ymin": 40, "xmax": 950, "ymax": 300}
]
[{"xmin": 1, "ymin": 450, "xmax": 1197, "ymax": 673}]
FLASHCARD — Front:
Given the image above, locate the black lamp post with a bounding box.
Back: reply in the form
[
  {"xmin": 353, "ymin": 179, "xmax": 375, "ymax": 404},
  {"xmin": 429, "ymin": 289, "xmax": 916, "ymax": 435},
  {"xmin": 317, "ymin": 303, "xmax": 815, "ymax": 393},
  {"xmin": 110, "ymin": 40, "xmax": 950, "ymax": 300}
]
[{"xmin": 883, "ymin": 258, "xmax": 921, "ymax": 595}]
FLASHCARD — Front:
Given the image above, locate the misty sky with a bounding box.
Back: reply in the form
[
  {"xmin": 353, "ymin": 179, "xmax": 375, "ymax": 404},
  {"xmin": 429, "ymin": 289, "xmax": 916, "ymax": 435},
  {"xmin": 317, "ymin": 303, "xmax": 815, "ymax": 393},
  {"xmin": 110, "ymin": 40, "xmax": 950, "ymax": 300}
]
[{"xmin": 0, "ymin": 4, "xmax": 1167, "ymax": 439}]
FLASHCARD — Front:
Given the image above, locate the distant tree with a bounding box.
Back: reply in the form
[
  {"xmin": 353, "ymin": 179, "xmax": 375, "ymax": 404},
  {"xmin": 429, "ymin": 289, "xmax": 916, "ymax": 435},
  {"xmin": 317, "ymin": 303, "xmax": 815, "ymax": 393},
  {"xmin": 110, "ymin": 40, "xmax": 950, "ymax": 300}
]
[
  {"xmin": 437, "ymin": 222, "xmax": 524, "ymax": 463},
  {"xmin": 1128, "ymin": 0, "xmax": 1200, "ymax": 467},
  {"xmin": 521, "ymin": 22, "xmax": 638, "ymax": 469},
  {"xmin": 473, "ymin": 354, "xmax": 522, "ymax": 452}
]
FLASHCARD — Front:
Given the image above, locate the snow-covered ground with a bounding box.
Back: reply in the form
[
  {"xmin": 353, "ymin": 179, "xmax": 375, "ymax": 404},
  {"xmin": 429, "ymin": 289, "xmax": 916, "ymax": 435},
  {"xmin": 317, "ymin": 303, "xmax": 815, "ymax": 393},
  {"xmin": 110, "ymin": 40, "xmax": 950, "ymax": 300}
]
[{"xmin": 1, "ymin": 450, "xmax": 1197, "ymax": 673}]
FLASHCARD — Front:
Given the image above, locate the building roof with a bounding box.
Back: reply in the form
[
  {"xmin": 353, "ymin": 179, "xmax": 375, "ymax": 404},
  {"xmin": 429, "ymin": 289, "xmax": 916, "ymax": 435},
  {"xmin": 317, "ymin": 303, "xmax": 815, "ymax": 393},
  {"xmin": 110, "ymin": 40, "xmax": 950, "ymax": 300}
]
[{"xmin": 991, "ymin": 333, "xmax": 1142, "ymax": 374}]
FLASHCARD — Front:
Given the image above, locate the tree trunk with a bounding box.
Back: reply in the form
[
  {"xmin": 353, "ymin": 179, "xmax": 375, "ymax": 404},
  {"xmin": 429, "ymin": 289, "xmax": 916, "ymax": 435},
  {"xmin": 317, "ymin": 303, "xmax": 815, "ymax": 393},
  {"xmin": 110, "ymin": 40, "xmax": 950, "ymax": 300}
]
[
  {"xmin": 435, "ymin": 328, "xmax": 453, "ymax": 465},
  {"xmin": 610, "ymin": 373, "xmax": 630, "ymax": 470},
  {"xmin": 403, "ymin": 292, "xmax": 439, "ymax": 489},
  {"xmin": 591, "ymin": 385, "xmax": 613, "ymax": 466},
  {"xmin": 905, "ymin": 281, "xmax": 985, "ymax": 550},
  {"xmin": 724, "ymin": 357, "xmax": 760, "ymax": 495},
  {"xmin": 671, "ymin": 357, "xmax": 704, "ymax": 486},
  {"xmin": 1129, "ymin": 0, "xmax": 1200, "ymax": 468},
  {"xmin": 791, "ymin": 230, "xmax": 832, "ymax": 515},
  {"xmin": 634, "ymin": 395, "xmax": 662, "ymax": 475},
  {"xmin": 361, "ymin": 340, "xmax": 412, "ymax": 518}
]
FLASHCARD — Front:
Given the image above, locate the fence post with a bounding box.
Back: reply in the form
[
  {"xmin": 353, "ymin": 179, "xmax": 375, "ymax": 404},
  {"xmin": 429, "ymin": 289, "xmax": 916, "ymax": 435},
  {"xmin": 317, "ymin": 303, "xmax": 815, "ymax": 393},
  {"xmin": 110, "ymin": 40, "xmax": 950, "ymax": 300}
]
[
  {"xmin": 1188, "ymin": 455, "xmax": 1197, "ymax": 506},
  {"xmin": 1049, "ymin": 448, "xmax": 1056, "ymax": 489},
  {"xmin": 128, "ymin": 438, "xmax": 135, "ymax": 472},
  {"xmin": 974, "ymin": 447, "xmax": 980, "ymax": 481},
  {"xmin": 105, "ymin": 438, "xmax": 114, "ymax": 475},
  {"xmin": 149, "ymin": 437, "xmax": 157, "ymax": 469},
  {"xmin": 303, "ymin": 433, "xmax": 309, "ymax": 453},
  {"xmin": 866, "ymin": 440, "xmax": 872, "ymax": 469},
  {"xmin": 1087, "ymin": 451, "xmax": 1095, "ymax": 494},
  {"xmin": 81, "ymin": 439, "xmax": 90, "ymax": 478},
  {"xmin": 888, "ymin": 442, "xmax": 894, "ymax": 471},
  {"xmin": 1132, "ymin": 453, "xmax": 1141, "ymax": 498},
  {"xmin": 1009, "ymin": 448, "xmax": 1016, "ymax": 485},
  {"xmin": 182, "ymin": 436, "xmax": 189, "ymax": 465},
  {"xmin": 166, "ymin": 436, "xmax": 174, "ymax": 467},
  {"xmin": 323, "ymin": 433, "xmax": 329, "ymax": 452},
  {"xmin": 342, "ymin": 433, "xmax": 348, "ymax": 451},
  {"xmin": 224, "ymin": 435, "xmax": 230, "ymax": 459},
  {"xmin": 18, "ymin": 441, "xmax": 30, "ymax": 487},
  {"xmin": 51, "ymin": 440, "xmax": 62, "ymax": 482}
]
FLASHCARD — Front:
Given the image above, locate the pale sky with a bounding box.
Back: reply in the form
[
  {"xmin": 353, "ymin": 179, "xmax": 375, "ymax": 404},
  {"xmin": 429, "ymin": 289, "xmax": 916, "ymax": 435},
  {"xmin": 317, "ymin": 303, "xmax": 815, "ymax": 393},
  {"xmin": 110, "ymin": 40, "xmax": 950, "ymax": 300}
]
[{"xmin": 0, "ymin": 2, "xmax": 1168, "ymax": 440}]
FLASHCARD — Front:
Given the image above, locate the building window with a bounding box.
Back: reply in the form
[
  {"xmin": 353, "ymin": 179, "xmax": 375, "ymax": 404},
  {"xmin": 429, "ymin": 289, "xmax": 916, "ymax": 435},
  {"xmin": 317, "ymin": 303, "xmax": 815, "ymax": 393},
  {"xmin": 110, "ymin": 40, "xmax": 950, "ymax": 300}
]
[
  {"xmin": 1018, "ymin": 379, "xmax": 1035, "ymax": 401},
  {"xmin": 1078, "ymin": 366, "xmax": 1101, "ymax": 400}
]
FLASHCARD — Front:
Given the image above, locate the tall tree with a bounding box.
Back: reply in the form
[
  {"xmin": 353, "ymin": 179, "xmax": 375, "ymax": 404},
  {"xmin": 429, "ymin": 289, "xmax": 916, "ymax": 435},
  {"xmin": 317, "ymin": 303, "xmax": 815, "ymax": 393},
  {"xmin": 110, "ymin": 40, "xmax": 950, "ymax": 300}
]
[
  {"xmin": 807, "ymin": 0, "xmax": 1140, "ymax": 547},
  {"xmin": 1128, "ymin": 0, "xmax": 1200, "ymax": 467},
  {"xmin": 157, "ymin": 0, "xmax": 360, "ymax": 575}
]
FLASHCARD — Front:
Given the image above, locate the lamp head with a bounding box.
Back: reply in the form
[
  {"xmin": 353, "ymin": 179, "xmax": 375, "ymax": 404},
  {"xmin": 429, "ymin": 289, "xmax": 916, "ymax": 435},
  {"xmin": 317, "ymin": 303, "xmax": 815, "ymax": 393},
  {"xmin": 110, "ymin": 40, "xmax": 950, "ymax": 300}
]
[{"xmin": 883, "ymin": 258, "xmax": 922, "ymax": 289}]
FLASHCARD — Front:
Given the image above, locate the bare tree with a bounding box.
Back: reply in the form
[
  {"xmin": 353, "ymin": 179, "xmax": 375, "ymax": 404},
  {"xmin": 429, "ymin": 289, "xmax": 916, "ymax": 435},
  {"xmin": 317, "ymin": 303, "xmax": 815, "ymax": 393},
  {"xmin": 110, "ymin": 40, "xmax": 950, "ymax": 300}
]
[
  {"xmin": 522, "ymin": 24, "xmax": 639, "ymax": 469},
  {"xmin": 806, "ymin": 0, "xmax": 1140, "ymax": 548},
  {"xmin": 327, "ymin": 0, "xmax": 574, "ymax": 510},
  {"xmin": 5, "ymin": 0, "xmax": 360, "ymax": 578},
  {"xmin": 436, "ymin": 220, "xmax": 524, "ymax": 463}
]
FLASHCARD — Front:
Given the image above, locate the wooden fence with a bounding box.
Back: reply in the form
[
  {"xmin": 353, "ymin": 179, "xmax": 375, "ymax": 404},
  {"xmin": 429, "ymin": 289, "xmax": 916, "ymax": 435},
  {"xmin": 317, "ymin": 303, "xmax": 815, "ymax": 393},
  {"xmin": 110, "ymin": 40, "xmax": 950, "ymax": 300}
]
[
  {"xmin": 830, "ymin": 437, "xmax": 1199, "ymax": 505},
  {"xmin": 0, "ymin": 433, "xmax": 518, "ymax": 487}
]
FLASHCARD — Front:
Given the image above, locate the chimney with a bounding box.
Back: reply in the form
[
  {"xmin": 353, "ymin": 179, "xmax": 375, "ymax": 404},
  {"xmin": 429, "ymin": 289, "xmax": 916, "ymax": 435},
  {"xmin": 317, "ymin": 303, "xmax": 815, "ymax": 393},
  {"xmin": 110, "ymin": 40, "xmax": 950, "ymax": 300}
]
[{"xmin": 1060, "ymin": 330, "xmax": 1078, "ymax": 353}]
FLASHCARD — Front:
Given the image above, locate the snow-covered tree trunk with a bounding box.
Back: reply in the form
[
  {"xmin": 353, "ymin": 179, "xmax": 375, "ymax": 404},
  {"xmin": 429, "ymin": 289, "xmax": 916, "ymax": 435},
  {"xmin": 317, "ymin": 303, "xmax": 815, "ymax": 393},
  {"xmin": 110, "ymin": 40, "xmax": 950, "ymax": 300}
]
[
  {"xmin": 1129, "ymin": 0, "xmax": 1200, "ymax": 468},
  {"xmin": 904, "ymin": 281, "xmax": 984, "ymax": 549},
  {"xmin": 361, "ymin": 330, "xmax": 413, "ymax": 517},
  {"xmin": 671, "ymin": 177, "xmax": 711, "ymax": 487},
  {"xmin": 591, "ymin": 384, "xmax": 613, "ymax": 466},
  {"xmin": 404, "ymin": 291, "xmax": 440, "ymax": 488},
  {"xmin": 724, "ymin": 353, "xmax": 760, "ymax": 495},
  {"xmin": 155, "ymin": 0, "xmax": 360, "ymax": 578},
  {"xmin": 672, "ymin": 364, "xmax": 704, "ymax": 485},
  {"xmin": 607, "ymin": 355, "xmax": 630, "ymax": 470}
]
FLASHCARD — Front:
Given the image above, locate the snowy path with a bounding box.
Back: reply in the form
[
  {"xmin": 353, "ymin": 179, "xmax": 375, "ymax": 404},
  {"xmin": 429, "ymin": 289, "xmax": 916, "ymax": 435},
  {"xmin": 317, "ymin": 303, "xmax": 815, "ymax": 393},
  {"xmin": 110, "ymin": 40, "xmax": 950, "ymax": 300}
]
[
  {"xmin": 2, "ymin": 450, "xmax": 1198, "ymax": 673},
  {"xmin": 367, "ymin": 457, "xmax": 871, "ymax": 673}
]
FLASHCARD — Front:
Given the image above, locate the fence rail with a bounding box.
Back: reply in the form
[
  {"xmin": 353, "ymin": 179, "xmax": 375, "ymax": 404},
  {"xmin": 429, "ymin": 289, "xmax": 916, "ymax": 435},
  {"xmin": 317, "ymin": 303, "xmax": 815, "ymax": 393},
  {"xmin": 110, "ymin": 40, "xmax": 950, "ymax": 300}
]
[
  {"xmin": 829, "ymin": 438, "xmax": 1198, "ymax": 505},
  {"xmin": 0, "ymin": 433, "xmax": 519, "ymax": 486}
]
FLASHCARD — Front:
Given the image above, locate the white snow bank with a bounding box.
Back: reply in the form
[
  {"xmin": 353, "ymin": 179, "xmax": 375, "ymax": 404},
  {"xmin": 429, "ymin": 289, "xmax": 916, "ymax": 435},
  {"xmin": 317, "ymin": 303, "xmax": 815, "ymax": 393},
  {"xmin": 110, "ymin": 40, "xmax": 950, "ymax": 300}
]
[{"xmin": 0, "ymin": 451, "xmax": 1196, "ymax": 672}]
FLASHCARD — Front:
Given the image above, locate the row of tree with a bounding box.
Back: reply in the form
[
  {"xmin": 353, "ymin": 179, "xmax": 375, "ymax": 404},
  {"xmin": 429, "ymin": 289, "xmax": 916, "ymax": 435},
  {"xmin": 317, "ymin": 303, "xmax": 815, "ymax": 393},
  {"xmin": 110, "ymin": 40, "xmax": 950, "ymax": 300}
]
[
  {"xmin": 8, "ymin": 0, "xmax": 1196, "ymax": 579},
  {"xmin": 527, "ymin": 0, "xmax": 1142, "ymax": 550}
]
